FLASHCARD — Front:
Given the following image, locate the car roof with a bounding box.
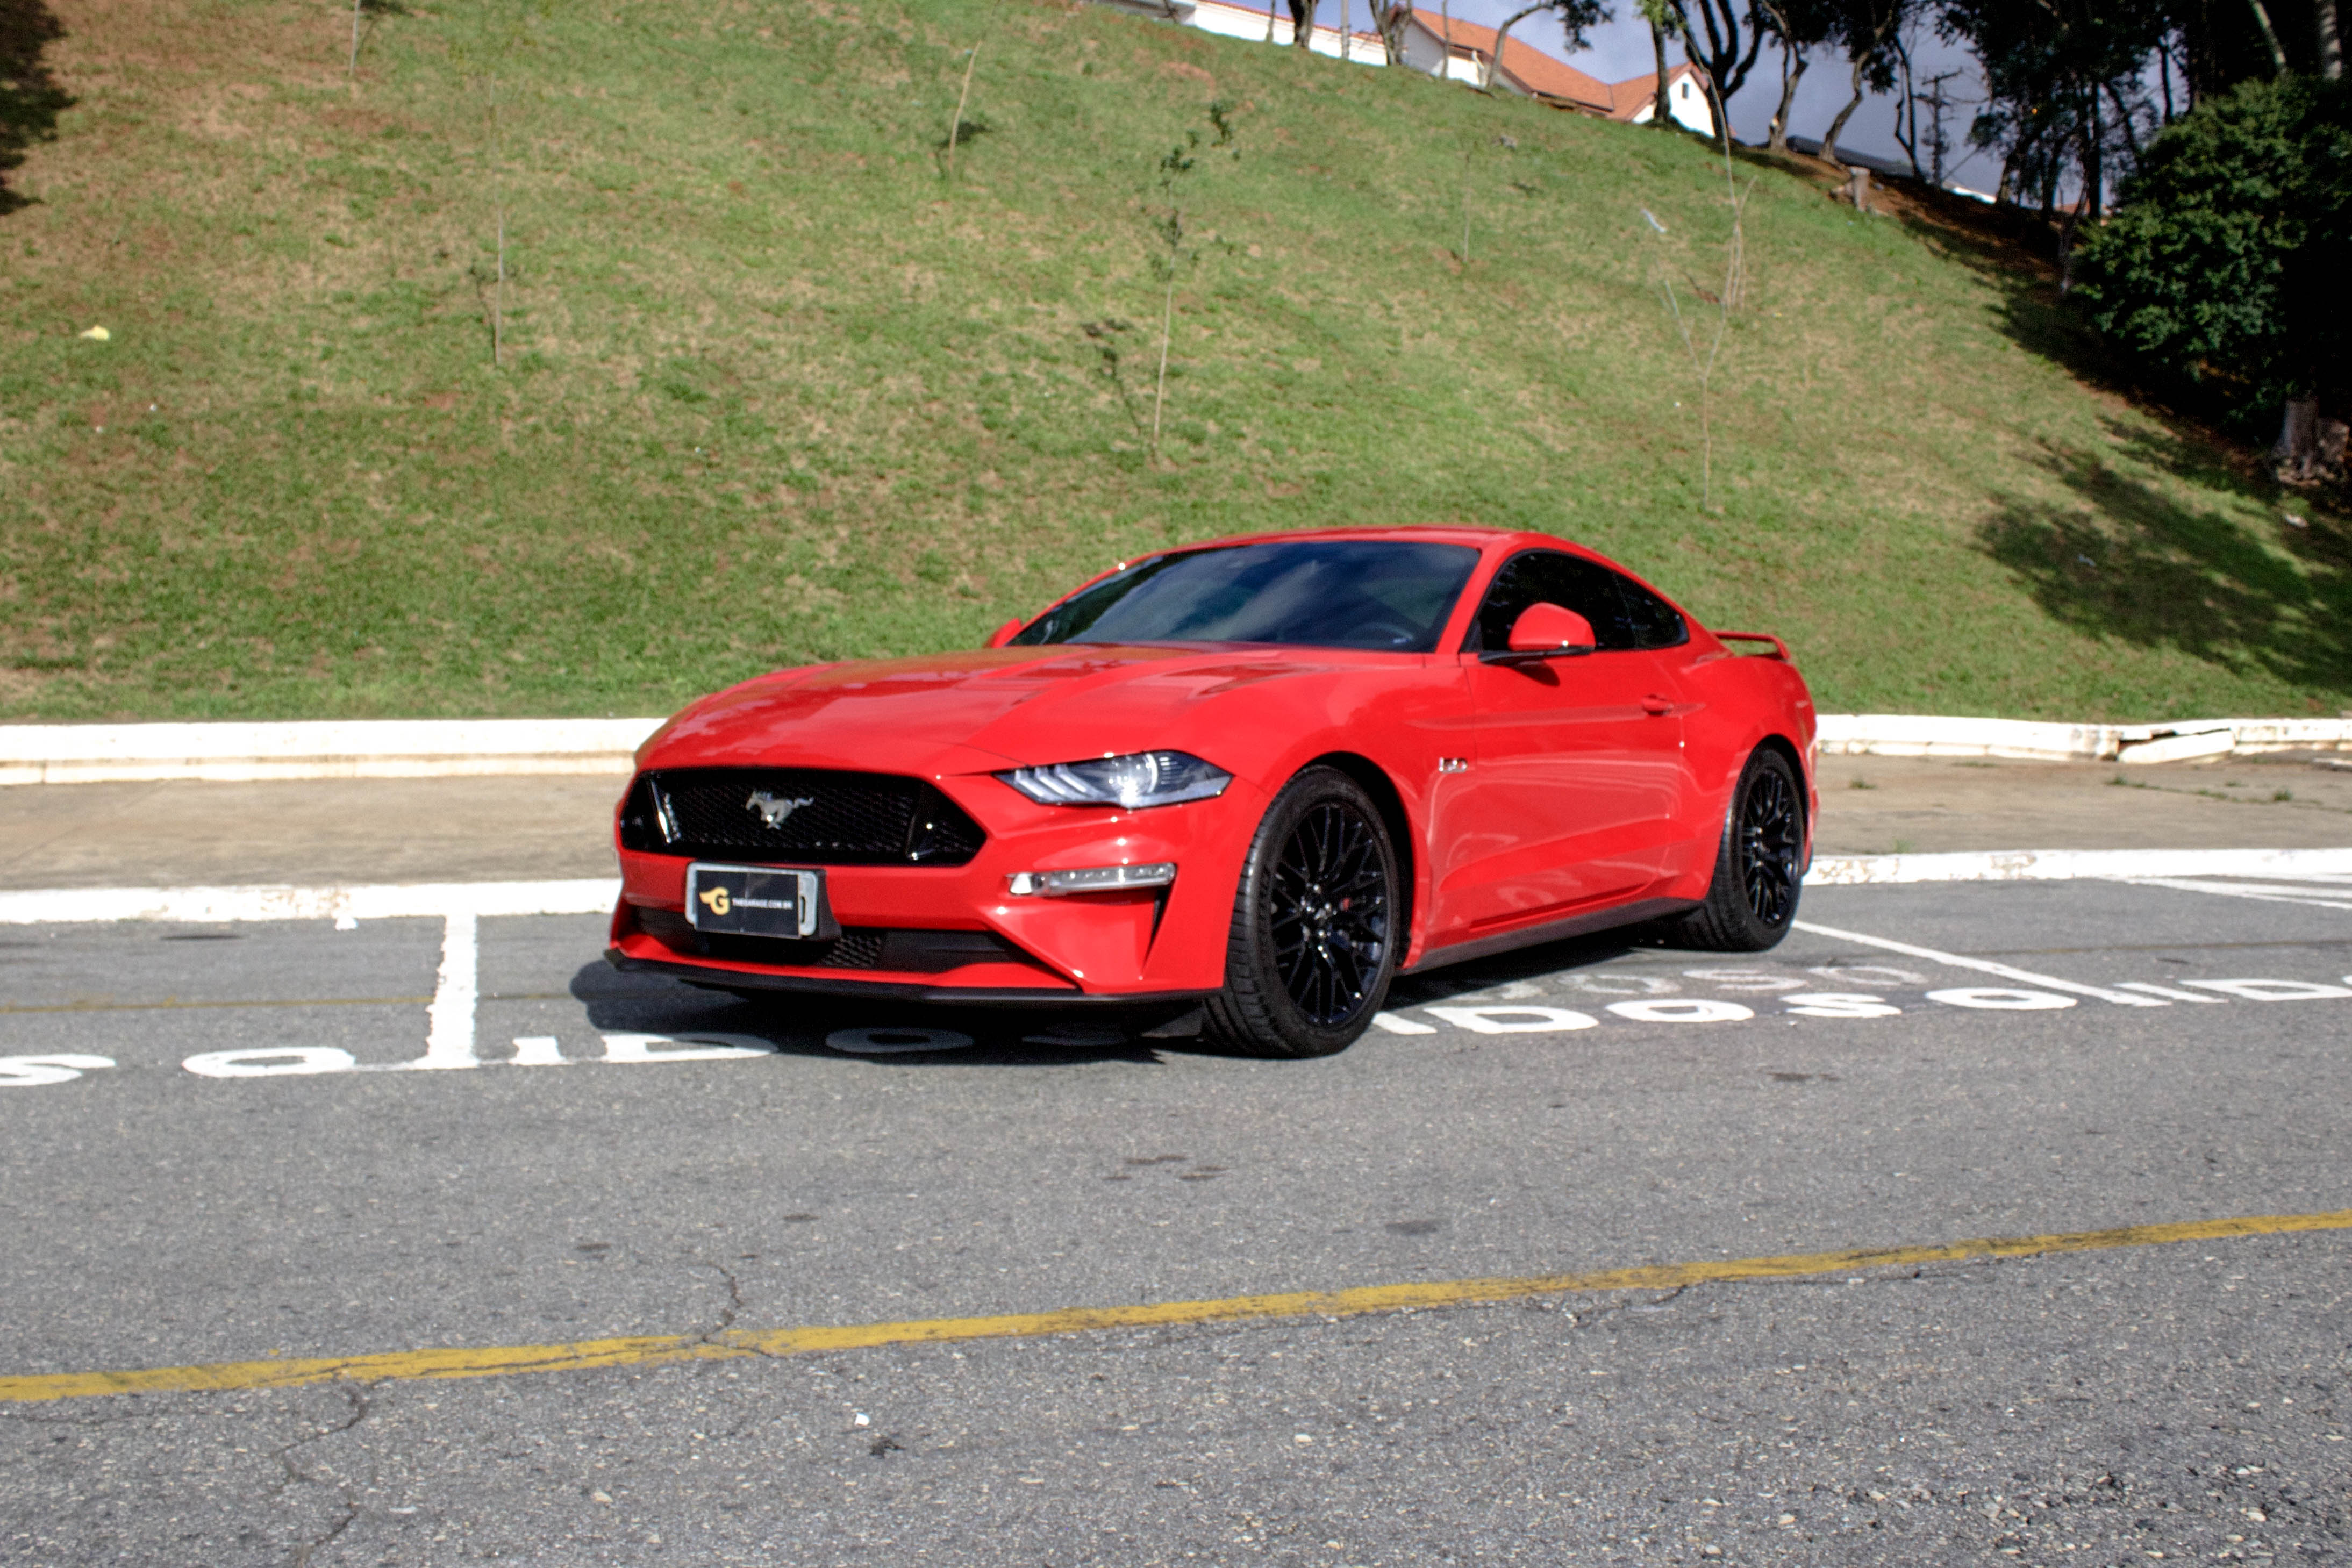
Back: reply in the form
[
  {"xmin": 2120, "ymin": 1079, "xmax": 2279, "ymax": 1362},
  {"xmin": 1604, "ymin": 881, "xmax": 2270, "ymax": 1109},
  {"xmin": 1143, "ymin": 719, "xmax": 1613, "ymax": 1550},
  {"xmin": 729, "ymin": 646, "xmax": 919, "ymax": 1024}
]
[{"xmin": 1161, "ymin": 524, "xmax": 1580, "ymax": 557}]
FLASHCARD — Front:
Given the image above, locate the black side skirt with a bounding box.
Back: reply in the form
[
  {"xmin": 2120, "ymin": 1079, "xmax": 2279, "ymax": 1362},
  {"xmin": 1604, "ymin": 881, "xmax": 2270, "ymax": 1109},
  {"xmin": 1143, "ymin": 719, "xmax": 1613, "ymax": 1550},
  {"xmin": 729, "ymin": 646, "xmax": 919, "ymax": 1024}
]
[{"xmin": 1400, "ymin": 896, "xmax": 1701, "ymax": 976}]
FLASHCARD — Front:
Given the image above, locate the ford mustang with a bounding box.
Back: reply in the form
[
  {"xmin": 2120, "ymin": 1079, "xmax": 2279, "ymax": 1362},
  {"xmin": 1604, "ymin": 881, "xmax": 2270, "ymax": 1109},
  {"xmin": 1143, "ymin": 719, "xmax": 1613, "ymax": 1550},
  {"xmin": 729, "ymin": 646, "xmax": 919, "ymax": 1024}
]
[{"xmin": 605, "ymin": 527, "xmax": 1817, "ymax": 1056}]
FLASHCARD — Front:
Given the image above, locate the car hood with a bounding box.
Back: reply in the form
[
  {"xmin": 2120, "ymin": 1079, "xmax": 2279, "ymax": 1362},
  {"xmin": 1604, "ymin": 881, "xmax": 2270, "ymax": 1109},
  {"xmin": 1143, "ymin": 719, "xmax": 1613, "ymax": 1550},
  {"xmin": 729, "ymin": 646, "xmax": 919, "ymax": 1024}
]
[{"xmin": 638, "ymin": 645, "xmax": 1377, "ymax": 779}]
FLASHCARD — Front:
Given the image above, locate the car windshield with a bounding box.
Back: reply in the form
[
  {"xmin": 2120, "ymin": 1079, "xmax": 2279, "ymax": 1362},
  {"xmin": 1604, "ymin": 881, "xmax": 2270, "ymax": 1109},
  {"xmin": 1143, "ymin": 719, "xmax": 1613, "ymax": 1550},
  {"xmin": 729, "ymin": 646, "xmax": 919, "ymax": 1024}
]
[{"xmin": 1010, "ymin": 540, "xmax": 1480, "ymax": 653}]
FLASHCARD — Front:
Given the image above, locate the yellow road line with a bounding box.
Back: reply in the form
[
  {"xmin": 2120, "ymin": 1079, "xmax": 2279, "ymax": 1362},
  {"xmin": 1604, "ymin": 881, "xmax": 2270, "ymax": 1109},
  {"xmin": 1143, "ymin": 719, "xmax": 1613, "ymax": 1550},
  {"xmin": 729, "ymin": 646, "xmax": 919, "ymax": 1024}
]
[{"xmin": 5, "ymin": 1208, "xmax": 2346, "ymax": 1405}]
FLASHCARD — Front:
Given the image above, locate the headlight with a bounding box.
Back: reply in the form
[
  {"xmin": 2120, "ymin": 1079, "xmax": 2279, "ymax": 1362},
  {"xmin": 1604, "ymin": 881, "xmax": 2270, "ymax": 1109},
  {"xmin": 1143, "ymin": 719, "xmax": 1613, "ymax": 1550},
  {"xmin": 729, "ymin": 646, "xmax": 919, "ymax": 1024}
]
[{"xmin": 997, "ymin": 750, "xmax": 1232, "ymax": 809}]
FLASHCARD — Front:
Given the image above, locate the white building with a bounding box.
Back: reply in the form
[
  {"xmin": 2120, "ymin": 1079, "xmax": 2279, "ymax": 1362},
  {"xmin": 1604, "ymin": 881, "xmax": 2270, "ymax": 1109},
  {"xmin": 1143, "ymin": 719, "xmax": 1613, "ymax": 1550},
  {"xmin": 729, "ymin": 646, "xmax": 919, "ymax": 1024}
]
[{"xmin": 1107, "ymin": 0, "xmax": 1716, "ymax": 138}]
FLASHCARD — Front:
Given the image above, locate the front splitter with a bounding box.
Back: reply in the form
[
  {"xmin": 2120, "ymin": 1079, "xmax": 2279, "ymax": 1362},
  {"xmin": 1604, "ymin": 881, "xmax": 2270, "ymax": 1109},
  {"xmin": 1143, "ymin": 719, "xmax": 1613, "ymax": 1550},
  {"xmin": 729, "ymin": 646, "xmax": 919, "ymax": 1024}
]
[{"xmin": 604, "ymin": 948, "xmax": 1218, "ymax": 1009}]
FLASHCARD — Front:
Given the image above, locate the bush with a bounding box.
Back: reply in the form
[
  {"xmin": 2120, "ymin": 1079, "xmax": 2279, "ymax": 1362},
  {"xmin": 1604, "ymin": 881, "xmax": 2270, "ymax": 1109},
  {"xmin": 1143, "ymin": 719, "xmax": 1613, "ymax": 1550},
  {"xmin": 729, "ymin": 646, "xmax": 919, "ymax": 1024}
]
[{"xmin": 2074, "ymin": 77, "xmax": 2351, "ymax": 429}]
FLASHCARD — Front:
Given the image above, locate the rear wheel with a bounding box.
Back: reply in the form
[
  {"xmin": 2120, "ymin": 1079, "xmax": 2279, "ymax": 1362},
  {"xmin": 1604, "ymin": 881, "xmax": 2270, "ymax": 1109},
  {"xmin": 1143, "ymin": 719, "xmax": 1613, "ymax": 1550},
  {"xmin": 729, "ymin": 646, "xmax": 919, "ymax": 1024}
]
[
  {"xmin": 1668, "ymin": 746, "xmax": 1806, "ymax": 952},
  {"xmin": 1204, "ymin": 767, "xmax": 1401, "ymax": 1058}
]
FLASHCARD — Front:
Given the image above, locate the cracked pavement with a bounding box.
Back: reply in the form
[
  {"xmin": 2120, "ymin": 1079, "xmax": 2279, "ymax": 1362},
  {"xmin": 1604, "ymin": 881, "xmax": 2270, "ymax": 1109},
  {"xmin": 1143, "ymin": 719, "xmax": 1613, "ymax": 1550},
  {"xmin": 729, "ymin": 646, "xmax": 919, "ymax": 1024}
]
[{"xmin": 4, "ymin": 877, "xmax": 2351, "ymax": 1563}]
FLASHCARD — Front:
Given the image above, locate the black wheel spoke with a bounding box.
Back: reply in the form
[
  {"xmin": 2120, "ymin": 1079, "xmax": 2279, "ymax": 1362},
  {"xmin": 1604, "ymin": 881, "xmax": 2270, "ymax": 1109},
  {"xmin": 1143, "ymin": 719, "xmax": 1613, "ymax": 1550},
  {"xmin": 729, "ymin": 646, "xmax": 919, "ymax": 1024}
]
[
  {"xmin": 1267, "ymin": 800, "xmax": 1391, "ymax": 1027},
  {"xmin": 1733, "ymin": 764, "xmax": 1801, "ymax": 927}
]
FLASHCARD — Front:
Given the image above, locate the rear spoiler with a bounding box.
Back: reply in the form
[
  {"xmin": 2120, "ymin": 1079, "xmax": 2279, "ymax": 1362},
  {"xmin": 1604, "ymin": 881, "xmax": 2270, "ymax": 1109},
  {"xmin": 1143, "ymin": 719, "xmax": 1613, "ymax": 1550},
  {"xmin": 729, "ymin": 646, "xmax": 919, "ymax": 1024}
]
[{"xmin": 1713, "ymin": 630, "xmax": 1790, "ymax": 660}]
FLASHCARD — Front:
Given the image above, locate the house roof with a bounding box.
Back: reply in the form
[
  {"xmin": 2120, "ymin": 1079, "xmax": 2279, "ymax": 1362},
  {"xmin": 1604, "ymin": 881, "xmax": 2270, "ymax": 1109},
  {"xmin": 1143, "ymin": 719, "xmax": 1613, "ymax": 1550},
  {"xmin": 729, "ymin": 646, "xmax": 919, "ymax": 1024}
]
[
  {"xmin": 1407, "ymin": 11, "xmax": 1619, "ymax": 112},
  {"xmin": 1597, "ymin": 61, "xmax": 1709, "ymax": 122}
]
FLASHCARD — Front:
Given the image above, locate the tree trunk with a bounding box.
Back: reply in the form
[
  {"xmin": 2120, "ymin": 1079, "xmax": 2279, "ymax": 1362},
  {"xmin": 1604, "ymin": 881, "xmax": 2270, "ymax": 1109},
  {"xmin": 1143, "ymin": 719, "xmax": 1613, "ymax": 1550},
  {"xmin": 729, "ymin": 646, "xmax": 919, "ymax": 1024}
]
[
  {"xmin": 1768, "ymin": 42, "xmax": 1806, "ymax": 152},
  {"xmin": 1650, "ymin": 20, "xmax": 1675, "ymax": 126},
  {"xmin": 2246, "ymin": 0, "xmax": 2290, "ymax": 75},
  {"xmin": 1487, "ymin": 4, "xmax": 1545, "ymax": 90},
  {"xmin": 2083, "ymin": 93, "xmax": 2104, "ymax": 219},
  {"xmin": 1289, "ymin": 0, "xmax": 1314, "ymax": 48},
  {"xmin": 2320, "ymin": 0, "xmax": 2343, "ymax": 77},
  {"xmin": 2274, "ymin": 396, "xmax": 2319, "ymax": 478},
  {"xmin": 1818, "ymin": 52, "xmax": 1868, "ymax": 164}
]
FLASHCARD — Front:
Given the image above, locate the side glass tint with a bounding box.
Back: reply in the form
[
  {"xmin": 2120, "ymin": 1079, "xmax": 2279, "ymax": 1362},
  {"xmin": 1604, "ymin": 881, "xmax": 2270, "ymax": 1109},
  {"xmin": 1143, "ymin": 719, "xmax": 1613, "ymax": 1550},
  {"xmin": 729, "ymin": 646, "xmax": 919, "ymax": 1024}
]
[
  {"xmin": 1608, "ymin": 571, "xmax": 1689, "ymax": 650},
  {"xmin": 1469, "ymin": 552, "xmax": 1686, "ymax": 653}
]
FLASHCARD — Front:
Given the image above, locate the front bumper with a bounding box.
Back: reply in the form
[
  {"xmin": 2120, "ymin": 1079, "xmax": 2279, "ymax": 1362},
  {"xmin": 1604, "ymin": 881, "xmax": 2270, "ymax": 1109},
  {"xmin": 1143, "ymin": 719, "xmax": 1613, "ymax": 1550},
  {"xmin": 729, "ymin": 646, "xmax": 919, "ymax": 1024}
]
[{"xmin": 607, "ymin": 770, "xmax": 1267, "ymax": 998}]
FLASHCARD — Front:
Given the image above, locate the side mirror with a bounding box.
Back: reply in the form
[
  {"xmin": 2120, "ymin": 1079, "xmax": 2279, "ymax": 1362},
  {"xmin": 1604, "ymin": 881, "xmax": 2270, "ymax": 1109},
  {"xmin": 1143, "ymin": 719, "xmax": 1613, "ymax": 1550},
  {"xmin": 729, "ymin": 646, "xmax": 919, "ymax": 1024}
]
[
  {"xmin": 1502, "ymin": 602, "xmax": 1596, "ymax": 657},
  {"xmin": 985, "ymin": 617, "xmax": 1026, "ymax": 649}
]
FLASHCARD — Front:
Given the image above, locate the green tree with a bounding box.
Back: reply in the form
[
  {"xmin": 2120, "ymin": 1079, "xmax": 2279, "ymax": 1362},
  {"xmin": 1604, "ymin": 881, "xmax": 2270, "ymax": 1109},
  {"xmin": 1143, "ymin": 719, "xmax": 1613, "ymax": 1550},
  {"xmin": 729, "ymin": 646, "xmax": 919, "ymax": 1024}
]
[{"xmin": 2074, "ymin": 75, "xmax": 2351, "ymax": 443}]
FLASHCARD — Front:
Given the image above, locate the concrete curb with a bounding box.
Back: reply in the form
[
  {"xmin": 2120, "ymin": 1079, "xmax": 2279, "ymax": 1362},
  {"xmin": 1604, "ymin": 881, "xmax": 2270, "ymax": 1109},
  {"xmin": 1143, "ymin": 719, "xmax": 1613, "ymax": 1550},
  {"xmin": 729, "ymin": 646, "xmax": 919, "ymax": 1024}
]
[
  {"xmin": 1805, "ymin": 847, "xmax": 2352, "ymax": 885},
  {"xmin": 1816, "ymin": 714, "xmax": 2352, "ymax": 764},
  {"xmin": 0, "ymin": 719, "xmax": 663, "ymax": 785},
  {"xmin": 1, "ymin": 712, "xmax": 2348, "ymax": 785}
]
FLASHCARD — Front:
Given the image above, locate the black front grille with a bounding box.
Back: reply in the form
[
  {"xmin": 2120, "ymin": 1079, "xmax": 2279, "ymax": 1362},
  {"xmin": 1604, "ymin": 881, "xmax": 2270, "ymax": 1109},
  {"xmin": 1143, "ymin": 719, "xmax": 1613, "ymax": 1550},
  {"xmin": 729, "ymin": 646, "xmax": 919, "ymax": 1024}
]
[
  {"xmin": 619, "ymin": 769, "xmax": 985, "ymax": 867},
  {"xmin": 632, "ymin": 908, "xmax": 1017, "ymax": 972}
]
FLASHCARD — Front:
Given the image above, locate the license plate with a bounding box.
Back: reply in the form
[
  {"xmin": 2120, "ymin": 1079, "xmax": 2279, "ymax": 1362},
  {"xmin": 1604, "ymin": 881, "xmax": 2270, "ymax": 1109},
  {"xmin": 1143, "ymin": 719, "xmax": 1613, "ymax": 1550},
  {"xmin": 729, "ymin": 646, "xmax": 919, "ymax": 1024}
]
[{"xmin": 685, "ymin": 864, "xmax": 824, "ymax": 939}]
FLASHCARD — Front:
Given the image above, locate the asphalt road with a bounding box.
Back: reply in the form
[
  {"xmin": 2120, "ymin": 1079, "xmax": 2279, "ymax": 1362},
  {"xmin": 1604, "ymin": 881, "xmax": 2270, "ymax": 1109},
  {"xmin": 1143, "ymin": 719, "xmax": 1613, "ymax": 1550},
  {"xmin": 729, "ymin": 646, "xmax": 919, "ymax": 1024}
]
[{"xmin": 4, "ymin": 876, "xmax": 2351, "ymax": 1565}]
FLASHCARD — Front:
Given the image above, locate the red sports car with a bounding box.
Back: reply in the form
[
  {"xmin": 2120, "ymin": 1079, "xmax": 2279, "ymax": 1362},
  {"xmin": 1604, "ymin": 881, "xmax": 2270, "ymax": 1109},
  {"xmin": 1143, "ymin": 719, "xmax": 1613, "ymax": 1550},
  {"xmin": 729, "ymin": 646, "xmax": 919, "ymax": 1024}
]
[{"xmin": 606, "ymin": 527, "xmax": 1816, "ymax": 1056}]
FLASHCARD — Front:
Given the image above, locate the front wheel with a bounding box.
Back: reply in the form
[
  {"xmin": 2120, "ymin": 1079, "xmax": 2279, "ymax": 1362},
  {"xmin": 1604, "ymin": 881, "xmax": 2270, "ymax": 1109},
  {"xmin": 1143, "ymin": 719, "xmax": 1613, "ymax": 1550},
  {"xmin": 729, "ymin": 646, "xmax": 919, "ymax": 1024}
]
[
  {"xmin": 1204, "ymin": 767, "xmax": 1402, "ymax": 1058},
  {"xmin": 1667, "ymin": 746, "xmax": 1806, "ymax": 952}
]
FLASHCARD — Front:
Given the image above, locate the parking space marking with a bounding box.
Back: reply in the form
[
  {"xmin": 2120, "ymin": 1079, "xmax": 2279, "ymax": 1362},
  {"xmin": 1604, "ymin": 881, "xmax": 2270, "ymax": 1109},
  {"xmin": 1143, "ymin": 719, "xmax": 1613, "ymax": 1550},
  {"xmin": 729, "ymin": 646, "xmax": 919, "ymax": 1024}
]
[
  {"xmin": 418, "ymin": 910, "xmax": 480, "ymax": 1071},
  {"xmin": 1792, "ymin": 919, "xmax": 2168, "ymax": 1006},
  {"xmin": 5, "ymin": 1208, "xmax": 2347, "ymax": 1405},
  {"xmin": 0, "ymin": 995, "xmax": 434, "ymax": 1017},
  {"xmin": 2128, "ymin": 877, "xmax": 2352, "ymax": 913}
]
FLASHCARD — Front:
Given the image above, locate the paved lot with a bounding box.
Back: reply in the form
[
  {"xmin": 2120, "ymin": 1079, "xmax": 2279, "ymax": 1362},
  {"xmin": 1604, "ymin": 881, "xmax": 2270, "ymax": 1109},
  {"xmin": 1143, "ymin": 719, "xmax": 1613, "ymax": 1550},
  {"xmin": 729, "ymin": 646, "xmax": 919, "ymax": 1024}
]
[
  {"xmin": 5, "ymin": 750, "xmax": 2351, "ymax": 891},
  {"xmin": 4, "ymin": 869, "xmax": 2350, "ymax": 1565}
]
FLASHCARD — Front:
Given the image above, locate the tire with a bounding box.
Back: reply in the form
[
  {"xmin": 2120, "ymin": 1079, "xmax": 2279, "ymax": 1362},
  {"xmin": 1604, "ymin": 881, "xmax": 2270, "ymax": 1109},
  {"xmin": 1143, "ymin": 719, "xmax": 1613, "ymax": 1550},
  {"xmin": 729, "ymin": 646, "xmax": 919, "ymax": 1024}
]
[
  {"xmin": 1667, "ymin": 746, "xmax": 1806, "ymax": 952},
  {"xmin": 1203, "ymin": 767, "xmax": 1402, "ymax": 1058}
]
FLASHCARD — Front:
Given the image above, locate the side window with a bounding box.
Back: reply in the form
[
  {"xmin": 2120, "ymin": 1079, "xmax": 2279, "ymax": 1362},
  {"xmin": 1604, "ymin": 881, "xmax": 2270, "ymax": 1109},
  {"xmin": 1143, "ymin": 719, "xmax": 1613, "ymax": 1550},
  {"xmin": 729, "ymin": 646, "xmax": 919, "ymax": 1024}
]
[
  {"xmin": 1467, "ymin": 551, "xmax": 1686, "ymax": 653},
  {"xmin": 1609, "ymin": 571, "xmax": 1689, "ymax": 650}
]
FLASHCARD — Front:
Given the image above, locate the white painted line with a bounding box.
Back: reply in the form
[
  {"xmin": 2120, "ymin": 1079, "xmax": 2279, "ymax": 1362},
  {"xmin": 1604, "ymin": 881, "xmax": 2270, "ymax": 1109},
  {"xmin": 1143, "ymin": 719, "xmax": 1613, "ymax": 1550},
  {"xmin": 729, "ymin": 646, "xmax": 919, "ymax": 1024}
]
[
  {"xmin": 0, "ymin": 879, "xmax": 619, "ymax": 926},
  {"xmin": 2123, "ymin": 877, "xmax": 2352, "ymax": 912},
  {"xmin": 0, "ymin": 1055, "xmax": 114, "ymax": 1087},
  {"xmin": 415, "ymin": 913, "xmax": 480, "ymax": 1071},
  {"xmin": 2114, "ymin": 981, "xmax": 2227, "ymax": 1003},
  {"xmin": 2181, "ymin": 978, "xmax": 2352, "ymax": 1001},
  {"xmin": 1791, "ymin": 919, "xmax": 2167, "ymax": 1006},
  {"xmin": 1806, "ymin": 848, "xmax": 2352, "ymax": 886}
]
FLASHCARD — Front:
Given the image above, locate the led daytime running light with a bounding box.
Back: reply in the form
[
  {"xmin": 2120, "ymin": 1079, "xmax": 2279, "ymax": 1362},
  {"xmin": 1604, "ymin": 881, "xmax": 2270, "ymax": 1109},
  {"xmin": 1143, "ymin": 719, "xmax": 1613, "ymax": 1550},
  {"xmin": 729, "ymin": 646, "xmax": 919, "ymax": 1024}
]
[
  {"xmin": 1006, "ymin": 863, "xmax": 1177, "ymax": 897},
  {"xmin": 997, "ymin": 750, "xmax": 1231, "ymax": 810}
]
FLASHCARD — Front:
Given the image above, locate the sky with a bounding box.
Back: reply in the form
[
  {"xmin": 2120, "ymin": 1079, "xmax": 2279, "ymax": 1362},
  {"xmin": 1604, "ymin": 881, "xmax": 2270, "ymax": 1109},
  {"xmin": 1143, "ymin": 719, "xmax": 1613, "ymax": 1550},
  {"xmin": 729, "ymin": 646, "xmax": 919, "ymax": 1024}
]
[{"xmin": 1295, "ymin": 0, "xmax": 2003, "ymax": 191}]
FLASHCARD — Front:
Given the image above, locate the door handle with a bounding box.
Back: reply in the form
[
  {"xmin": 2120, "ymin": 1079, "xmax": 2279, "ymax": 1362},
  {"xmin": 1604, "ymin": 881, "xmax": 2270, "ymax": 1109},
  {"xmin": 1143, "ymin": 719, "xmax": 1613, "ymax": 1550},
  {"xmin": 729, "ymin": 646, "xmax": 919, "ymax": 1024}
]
[{"xmin": 1640, "ymin": 694, "xmax": 1674, "ymax": 715}]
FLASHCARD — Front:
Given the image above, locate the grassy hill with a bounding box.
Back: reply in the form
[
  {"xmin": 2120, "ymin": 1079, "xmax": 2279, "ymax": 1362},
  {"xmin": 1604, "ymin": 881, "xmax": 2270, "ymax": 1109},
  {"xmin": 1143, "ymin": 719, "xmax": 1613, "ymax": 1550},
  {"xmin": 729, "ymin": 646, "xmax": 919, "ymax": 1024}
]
[{"xmin": 2, "ymin": 0, "xmax": 2345, "ymax": 721}]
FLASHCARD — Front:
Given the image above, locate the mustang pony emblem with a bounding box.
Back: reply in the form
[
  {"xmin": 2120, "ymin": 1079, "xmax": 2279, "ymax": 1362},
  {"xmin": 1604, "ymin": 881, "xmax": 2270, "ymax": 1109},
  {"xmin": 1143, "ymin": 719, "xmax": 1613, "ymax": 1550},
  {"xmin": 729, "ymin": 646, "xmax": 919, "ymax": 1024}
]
[{"xmin": 745, "ymin": 790, "xmax": 817, "ymax": 829}]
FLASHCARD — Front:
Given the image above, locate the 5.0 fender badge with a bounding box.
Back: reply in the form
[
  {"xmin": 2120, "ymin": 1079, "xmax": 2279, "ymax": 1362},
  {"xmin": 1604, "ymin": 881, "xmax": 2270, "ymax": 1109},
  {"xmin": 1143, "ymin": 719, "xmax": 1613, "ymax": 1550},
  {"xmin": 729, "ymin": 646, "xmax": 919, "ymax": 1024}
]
[{"xmin": 746, "ymin": 791, "xmax": 816, "ymax": 828}]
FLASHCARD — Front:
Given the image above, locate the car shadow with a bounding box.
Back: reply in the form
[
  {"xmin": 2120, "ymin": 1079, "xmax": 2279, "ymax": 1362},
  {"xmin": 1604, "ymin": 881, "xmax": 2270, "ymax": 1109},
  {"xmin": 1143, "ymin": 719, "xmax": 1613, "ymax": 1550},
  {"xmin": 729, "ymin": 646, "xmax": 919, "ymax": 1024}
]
[
  {"xmin": 567, "ymin": 961, "xmax": 1181, "ymax": 1065},
  {"xmin": 1386, "ymin": 926, "xmax": 1676, "ymax": 1005}
]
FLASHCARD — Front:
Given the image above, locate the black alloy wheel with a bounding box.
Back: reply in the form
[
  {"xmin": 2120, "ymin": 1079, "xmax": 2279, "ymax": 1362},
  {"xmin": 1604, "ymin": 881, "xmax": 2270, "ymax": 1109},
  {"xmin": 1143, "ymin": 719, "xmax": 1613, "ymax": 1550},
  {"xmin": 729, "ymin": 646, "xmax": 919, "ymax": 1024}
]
[
  {"xmin": 1669, "ymin": 746, "xmax": 1806, "ymax": 952},
  {"xmin": 1269, "ymin": 800, "xmax": 1392, "ymax": 1027},
  {"xmin": 1206, "ymin": 767, "xmax": 1401, "ymax": 1057},
  {"xmin": 1736, "ymin": 757, "xmax": 1804, "ymax": 927}
]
